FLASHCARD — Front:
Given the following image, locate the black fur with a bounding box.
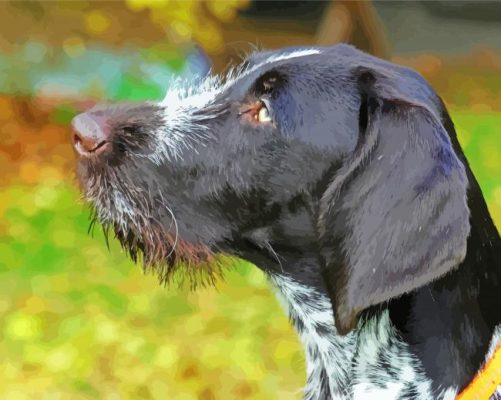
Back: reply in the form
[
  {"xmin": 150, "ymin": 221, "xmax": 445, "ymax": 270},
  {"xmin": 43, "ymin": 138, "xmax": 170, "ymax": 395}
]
[{"xmin": 72, "ymin": 44, "xmax": 501, "ymax": 398}]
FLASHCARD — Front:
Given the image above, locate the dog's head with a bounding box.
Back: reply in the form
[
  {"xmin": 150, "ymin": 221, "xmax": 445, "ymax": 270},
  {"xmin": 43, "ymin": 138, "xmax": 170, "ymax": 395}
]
[{"xmin": 72, "ymin": 45, "xmax": 470, "ymax": 334}]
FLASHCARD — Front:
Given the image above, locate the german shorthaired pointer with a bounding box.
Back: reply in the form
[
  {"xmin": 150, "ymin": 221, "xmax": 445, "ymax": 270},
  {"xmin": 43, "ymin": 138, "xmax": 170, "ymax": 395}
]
[{"xmin": 71, "ymin": 45, "xmax": 501, "ymax": 399}]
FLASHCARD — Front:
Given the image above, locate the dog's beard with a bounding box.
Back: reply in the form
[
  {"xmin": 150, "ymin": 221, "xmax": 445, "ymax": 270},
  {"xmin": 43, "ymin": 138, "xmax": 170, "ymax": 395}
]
[
  {"xmin": 109, "ymin": 219, "xmax": 222, "ymax": 289},
  {"xmin": 82, "ymin": 162, "xmax": 224, "ymax": 290}
]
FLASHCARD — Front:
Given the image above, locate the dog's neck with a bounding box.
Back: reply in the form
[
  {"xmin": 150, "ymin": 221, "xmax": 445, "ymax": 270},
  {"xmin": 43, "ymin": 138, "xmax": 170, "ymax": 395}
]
[
  {"xmin": 269, "ymin": 259, "xmax": 452, "ymax": 400},
  {"xmin": 269, "ymin": 269, "xmax": 356, "ymax": 400},
  {"xmin": 246, "ymin": 204, "xmax": 500, "ymax": 399},
  {"xmin": 236, "ymin": 176, "xmax": 500, "ymax": 399},
  {"xmin": 269, "ymin": 247, "xmax": 500, "ymax": 400}
]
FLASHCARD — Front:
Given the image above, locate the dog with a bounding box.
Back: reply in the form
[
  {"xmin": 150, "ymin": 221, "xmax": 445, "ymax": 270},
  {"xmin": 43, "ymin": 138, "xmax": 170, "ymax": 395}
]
[{"xmin": 71, "ymin": 44, "xmax": 501, "ymax": 400}]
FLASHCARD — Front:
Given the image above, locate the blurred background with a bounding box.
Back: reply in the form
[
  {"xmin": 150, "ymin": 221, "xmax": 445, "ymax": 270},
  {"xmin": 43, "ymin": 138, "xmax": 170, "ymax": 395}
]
[{"xmin": 0, "ymin": 1, "xmax": 500, "ymax": 399}]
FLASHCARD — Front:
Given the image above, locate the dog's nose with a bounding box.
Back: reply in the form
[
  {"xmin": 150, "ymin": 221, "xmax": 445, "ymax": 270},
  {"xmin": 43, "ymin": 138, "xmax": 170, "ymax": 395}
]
[{"xmin": 71, "ymin": 112, "xmax": 112, "ymax": 158}]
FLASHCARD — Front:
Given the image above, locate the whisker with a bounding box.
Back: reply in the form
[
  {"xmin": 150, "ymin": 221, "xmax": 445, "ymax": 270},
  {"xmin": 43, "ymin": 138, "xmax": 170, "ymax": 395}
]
[
  {"xmin": 265, "ymin": 240, "xmax": 285, "ymax": 273},
  {"xmin": 165, "ymin": 204, "xmax": 179, "ymax": 260},
  {"xmin": 102, "ymin": 223, "xmax": 111, "ymax": 250}
]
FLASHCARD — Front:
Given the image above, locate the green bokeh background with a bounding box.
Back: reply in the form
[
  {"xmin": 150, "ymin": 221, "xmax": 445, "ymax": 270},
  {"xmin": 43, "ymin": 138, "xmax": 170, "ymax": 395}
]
[{"xmin": 0, "ymin": 1, "xmax": 500, "ymax": 399}]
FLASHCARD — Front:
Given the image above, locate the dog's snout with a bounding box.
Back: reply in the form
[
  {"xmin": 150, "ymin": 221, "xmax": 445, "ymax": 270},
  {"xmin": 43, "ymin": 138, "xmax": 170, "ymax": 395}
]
[{"xmin": 71, "ymin": 112, "xmax": 112, "ymax": 158}]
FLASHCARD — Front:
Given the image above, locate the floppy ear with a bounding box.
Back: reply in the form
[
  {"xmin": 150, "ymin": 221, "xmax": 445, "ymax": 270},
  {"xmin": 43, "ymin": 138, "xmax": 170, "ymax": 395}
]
[{"xmin": 317, "ymin": 70, "xmax": 470, "ymax": 335}]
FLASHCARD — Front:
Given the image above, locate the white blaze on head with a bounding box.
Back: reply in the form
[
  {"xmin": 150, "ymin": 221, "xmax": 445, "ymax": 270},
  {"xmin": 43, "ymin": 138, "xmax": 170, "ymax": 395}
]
[
  {"xmin": 161, "ymin": 48, "xmax": 321, "ymax": 107},
  {"xmin": 154, "ymin": 48, "xmax": 322, "ymax": 165}
]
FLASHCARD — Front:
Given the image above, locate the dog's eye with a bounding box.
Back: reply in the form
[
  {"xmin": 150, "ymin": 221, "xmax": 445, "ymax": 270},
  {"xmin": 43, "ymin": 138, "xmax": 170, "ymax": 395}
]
[
  {"xmin": 240, "ymin": 101, "xmax": 273, "ymax": 124},
  {"xmin": 256, "ymin": 104, "xmax": 272, "ymax": 123}
]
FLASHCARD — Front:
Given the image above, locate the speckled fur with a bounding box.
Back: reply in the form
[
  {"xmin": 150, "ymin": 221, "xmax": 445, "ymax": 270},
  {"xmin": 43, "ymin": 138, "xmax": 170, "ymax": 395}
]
[{"xmin": 271, "ymin": 274, "xmax": 501, "ymax": 400}]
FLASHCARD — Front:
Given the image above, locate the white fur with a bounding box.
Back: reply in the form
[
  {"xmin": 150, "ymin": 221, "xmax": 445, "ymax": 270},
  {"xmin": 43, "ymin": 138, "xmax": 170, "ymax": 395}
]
[
  {"xmin": 153, "ymin": 49, "xmax": 322, "ymax": 165},
  {"xmin": 270, "ymin": 274, "xmax": 355, "ymax": 400},
  {"xmin": 486, "ymin": 324, "xmax": 501, "ymax": 361},
  {"xmin": 270, "ymin": 274, "xmax": 464, "ymax": 400}
]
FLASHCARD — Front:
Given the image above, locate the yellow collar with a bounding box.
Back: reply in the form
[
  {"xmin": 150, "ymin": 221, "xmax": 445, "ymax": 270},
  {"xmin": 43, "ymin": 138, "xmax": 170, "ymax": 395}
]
[{"xmin": 456, "ymin": 343, "xmax": 501, "ymax": 400}]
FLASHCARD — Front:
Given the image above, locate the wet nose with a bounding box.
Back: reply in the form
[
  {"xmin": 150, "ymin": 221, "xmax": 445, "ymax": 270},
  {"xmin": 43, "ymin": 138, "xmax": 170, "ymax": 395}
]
[{"xmin": 71, "ymin": 112, "xmax": 112, "ymax": 158}]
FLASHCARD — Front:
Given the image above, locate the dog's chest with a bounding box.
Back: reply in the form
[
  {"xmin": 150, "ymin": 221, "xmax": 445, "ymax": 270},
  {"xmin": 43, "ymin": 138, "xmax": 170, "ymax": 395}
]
[{"xmin": 269, "ymin": 275, "xmax": 455, "ymax": 400}]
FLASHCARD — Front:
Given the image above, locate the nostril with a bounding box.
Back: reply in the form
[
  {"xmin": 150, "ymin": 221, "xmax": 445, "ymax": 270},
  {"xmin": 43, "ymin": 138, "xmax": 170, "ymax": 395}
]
[
  {"xmin": 73, "ymin": 133, "xmax": 82, "ymax": 146},
  {"xmin": 73, "ymin": 132, "xmax": 99, "ymax": 152}
]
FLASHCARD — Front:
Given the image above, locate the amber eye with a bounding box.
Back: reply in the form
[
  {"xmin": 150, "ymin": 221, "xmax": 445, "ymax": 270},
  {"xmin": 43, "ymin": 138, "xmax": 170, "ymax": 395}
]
[
  {"xmin": 239, "ymin": 100, "xmax": 273, "ymax": 124},
  {"xmin": 257, "ymin": 104, "xmax": 272, "ymax": 123}
]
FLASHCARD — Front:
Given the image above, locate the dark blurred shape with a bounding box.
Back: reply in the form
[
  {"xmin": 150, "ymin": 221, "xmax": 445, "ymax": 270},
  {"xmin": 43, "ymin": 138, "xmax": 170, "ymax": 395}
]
[
  {"xmin": 213, "ymin": 0, "xmax": 390, "ymax": 72},
  {"xmin": 241, "ymin": 1, "xmax": 327, "ymax": 20},
  {"xmin": 316, "ymin": 1, "xmax": 390, "ymax": 59},
  {"xmin": 374, "ymin": 1, "xmax": 501, "ymax": 55},
  {"xmin": 421, "ymin": 1, "xmax": 501, "ymax": 22}
]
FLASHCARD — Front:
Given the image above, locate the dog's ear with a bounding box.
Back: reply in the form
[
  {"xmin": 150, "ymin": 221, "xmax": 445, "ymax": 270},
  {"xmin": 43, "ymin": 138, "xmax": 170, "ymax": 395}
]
[{"xmin": 317, "ymin": 69, "xmax": 470, "ymax": 335}]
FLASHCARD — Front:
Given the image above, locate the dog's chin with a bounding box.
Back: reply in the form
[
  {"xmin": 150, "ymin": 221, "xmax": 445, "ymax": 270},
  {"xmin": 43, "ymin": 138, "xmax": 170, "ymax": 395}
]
[
  {"xmin": 93, "ymin": 215, "xmax": 224, "ymax": 290},
  {"xmin": 78, "ymin": 157, "xmax": 227, "ymax": 290}
]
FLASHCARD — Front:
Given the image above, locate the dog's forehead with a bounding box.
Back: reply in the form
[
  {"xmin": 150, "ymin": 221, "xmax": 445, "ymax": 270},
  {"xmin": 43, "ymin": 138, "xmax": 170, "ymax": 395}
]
[
  {"xmin": 161, "ymin": 46, "xmax": 357, "ymax": 112},
  {"xmin": 223, "ymin": 45, "xmax": 376, "ymax": 101},
  {"xmin": 223, "ymin": 47, "xmax": 324, "ymax": 99}
]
